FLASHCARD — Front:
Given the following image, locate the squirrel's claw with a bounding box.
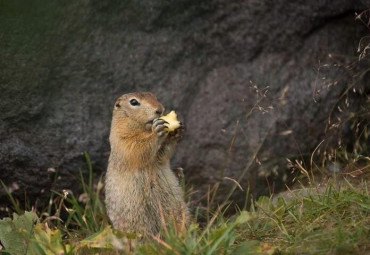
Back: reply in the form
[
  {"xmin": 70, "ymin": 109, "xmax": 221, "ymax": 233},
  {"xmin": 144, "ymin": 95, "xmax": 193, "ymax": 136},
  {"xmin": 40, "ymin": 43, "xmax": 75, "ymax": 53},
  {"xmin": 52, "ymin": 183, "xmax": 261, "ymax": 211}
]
[
  {"xmin": 168, "ymin": 122, "xmax": 184, "ymax": 140},
  {"xmin": 153, "ymin": 118, "xmax": 169, "ymax": 137}
]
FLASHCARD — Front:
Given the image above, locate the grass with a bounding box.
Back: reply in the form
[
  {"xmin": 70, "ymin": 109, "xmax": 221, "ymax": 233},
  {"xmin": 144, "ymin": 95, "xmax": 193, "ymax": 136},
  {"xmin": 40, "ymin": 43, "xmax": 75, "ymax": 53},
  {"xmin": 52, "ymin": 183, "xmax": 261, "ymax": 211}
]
[
  {"xmin": 241, "ymin": 178, "xmax": 370, "ymax": 254},
  {"xmin": 0, "ymin": 150, "xmax": 369, "ymax": 254}
]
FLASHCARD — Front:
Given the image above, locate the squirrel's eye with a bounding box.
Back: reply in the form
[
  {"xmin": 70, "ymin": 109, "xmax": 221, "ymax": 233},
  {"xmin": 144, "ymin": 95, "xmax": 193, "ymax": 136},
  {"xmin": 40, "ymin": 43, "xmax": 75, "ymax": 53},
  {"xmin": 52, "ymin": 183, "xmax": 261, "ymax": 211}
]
[{"xmin": 130, "ymin": 99, "xmax": 140, "ymax": 106}]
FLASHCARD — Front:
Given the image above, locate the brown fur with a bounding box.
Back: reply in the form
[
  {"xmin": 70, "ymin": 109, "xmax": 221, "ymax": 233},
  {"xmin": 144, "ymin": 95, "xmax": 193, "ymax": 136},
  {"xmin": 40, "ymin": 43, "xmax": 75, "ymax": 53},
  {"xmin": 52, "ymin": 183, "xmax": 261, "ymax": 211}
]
[{"xmin": 105, "ymin": 92, "xmax": 188, "ymax": 239}]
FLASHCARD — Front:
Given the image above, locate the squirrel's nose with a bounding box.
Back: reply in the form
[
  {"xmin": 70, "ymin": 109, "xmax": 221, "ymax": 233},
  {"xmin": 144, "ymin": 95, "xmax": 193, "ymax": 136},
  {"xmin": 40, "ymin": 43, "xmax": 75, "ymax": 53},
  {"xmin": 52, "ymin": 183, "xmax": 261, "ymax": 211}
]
[{"xmin": 155, "ymin": 108, "xmax": 163, "ymax": 115}]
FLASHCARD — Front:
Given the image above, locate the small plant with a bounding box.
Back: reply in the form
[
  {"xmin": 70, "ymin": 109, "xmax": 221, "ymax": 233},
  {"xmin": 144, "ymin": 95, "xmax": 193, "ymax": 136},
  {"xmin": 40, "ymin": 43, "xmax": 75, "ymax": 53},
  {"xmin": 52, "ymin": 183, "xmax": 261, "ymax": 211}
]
[
  {"xmin": 0, "ymin": 152, "xmax": 114, "ymax": 254},
  {"xmin": 137, "ymin": 211, "xmax": 276, "ymax": 255},
  {"xmin": 239, "ymin": 178, "xmax": 370, "ymax": 254},
  {"xmin": 0, "ymin": 211, "xmax": 38, "ymax": 254}
]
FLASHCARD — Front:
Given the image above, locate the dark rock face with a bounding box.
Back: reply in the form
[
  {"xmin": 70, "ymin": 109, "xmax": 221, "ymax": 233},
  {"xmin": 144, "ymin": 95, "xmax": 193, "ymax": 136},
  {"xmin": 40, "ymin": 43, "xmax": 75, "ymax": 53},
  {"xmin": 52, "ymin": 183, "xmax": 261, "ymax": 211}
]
[{"xmin": 0, "ymin": 0, "xmax": 368, "ymax": 209}]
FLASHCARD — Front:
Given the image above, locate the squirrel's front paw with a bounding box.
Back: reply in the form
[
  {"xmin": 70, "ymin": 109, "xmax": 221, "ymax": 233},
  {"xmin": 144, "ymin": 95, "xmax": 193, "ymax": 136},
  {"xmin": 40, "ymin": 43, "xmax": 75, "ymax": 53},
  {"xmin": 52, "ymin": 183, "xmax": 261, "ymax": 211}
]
[
  {"xmin": 152, "ymin": 118, "xmax": 169, "ymax": 137},
  {"xmin": 168, "ymin": 122, "xmax": 184, "ymax": 140}
]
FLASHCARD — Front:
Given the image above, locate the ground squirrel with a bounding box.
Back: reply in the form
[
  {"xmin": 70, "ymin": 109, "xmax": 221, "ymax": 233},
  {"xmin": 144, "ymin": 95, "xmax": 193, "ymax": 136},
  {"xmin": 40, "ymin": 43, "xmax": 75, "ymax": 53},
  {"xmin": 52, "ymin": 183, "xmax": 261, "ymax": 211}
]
[{"xmin": 105, "ymin": 92, "xmax": 188, "ymax": 239}]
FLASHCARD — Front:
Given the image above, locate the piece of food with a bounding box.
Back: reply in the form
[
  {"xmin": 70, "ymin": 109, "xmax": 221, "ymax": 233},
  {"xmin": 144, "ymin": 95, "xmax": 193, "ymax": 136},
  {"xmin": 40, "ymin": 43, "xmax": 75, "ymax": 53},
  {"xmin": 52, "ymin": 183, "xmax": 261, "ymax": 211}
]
[{"xmin": 160, "ymin": 110, "xmax": 181, "ymax": 132}]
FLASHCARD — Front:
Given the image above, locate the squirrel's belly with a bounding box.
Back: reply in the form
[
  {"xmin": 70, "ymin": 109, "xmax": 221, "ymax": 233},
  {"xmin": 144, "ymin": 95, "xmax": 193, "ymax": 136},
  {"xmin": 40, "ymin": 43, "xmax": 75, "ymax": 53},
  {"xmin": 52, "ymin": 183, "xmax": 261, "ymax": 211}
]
[{"xmin": 105, "ymin": 166, "xmax": 184, "ymax": 236}]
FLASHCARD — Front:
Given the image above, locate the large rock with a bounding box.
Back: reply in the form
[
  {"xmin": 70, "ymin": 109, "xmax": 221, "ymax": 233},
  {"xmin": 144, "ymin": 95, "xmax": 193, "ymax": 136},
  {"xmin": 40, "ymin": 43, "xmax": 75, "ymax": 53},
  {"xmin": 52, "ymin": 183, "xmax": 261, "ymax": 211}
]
[{"xmin": 0, "ymin": 0, "xmax": 368, "ymax": 210}]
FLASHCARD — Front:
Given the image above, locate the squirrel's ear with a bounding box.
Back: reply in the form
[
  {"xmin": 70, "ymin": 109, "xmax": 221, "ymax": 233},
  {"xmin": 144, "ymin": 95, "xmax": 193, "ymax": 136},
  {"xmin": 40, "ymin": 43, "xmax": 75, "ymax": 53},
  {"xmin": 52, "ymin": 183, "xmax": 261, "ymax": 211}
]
[{"xmin": 114, "ymin": 97, "xmax": 122, "ymax": 109}]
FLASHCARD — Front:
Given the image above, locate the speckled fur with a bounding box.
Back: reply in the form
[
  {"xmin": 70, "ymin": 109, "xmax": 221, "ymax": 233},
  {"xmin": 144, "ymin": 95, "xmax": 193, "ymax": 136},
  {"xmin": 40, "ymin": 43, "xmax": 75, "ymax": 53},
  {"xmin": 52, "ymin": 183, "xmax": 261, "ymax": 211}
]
[{"xmin": 105, "ymin": 92, "xmax": 188, "ymax": 239}]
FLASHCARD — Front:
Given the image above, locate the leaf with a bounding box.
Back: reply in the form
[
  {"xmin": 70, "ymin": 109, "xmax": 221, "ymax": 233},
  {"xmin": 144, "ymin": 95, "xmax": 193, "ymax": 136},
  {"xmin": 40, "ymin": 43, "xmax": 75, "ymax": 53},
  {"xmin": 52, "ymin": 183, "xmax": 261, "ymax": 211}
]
[
  {"xmin": 233, "ymin": 240, "xmax": 277, "ymax": 255},
  {"xmin": 79, "ymin": 226, "xmax": 114, "ymax": 249},
  {"xmin": 274, "ymin": 197, "xmax": 286, "ymax": 219},
  {"xmin": 29, "ymin": 223, "xmax": 71, "ymax": 255},
  {"xmin": 256, "ymin": 196, "xmax": 274, "ymax": 212},
  {"xmin": 0, "ymin": 211, "xmax": 38, "ymax": 255},
  {"xmin": 257, "ymin": 242, "xmax": 277, "ymax": 255},
  {"xmin": 77, "ymin": 226, "xmax": 129, "ymax": 251},
  {"xmin": 235, "ymin": 211, "xmax": 252, "ymax": 225}
]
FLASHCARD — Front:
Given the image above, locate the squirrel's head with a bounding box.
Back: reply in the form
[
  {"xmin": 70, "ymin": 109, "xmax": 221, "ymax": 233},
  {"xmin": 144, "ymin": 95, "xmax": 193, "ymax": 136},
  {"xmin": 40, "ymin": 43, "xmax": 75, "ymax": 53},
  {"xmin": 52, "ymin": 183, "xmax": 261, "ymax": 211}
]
[{"xmin": 111, "ymin": 92, "xmax": 164, "ymax": 133}]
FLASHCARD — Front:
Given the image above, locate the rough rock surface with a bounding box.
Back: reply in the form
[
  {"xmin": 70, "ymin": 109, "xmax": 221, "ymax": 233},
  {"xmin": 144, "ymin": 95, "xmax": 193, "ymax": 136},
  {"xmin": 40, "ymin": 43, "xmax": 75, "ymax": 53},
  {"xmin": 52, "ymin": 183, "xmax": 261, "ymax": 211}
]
[{"xmin": 0, "ymin": 0, "xmax": 368, "ymax": 209}]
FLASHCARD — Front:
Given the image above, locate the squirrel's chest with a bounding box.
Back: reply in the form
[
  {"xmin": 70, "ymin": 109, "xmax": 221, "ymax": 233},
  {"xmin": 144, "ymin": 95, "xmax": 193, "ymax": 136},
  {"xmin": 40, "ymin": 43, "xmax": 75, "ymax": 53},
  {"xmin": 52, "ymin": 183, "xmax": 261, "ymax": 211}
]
[{"xmin": 105, "ymin": 167, "xmax": 178, "ymax": 205}]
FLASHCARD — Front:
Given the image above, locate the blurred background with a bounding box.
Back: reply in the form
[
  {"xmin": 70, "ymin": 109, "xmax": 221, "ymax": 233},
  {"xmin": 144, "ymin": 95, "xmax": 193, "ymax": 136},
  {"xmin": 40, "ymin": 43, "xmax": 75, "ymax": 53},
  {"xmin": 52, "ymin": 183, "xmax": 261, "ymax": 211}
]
[{"xmin": 0, "ymin": 0, "xmax": 369, "ymax": 212}]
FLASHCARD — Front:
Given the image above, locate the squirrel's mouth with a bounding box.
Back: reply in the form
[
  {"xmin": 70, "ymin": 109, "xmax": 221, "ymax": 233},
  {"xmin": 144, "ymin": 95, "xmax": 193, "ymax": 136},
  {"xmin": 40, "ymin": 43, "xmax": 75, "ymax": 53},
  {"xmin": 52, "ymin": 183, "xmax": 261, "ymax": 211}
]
[
  {"xmin": 146, "ymin": 118, "xmax": 156, "ymax": 124},
  {"xmin": 145, "ymin": 118, "xmax": 156, "ymax": 131}
]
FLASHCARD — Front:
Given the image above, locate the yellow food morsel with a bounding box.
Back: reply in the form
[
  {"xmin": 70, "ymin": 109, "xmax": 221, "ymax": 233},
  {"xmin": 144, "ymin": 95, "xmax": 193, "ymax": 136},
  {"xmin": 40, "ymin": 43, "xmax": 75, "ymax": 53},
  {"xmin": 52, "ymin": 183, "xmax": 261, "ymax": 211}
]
[{"xmin": 160, "ymin": 110, "xmax": 181, "ymax": 132}]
